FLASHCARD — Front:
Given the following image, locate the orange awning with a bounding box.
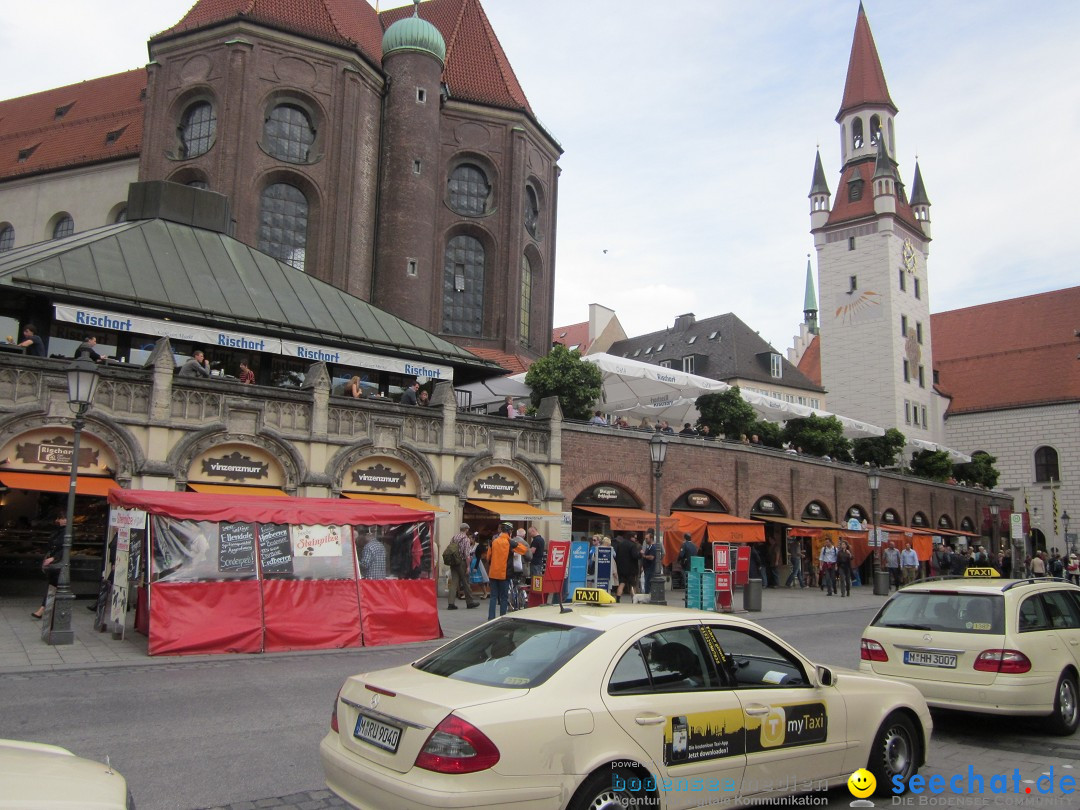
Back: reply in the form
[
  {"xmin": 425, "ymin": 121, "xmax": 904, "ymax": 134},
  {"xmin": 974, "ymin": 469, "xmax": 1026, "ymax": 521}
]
[
  {"xmin": 757, "ymin": 516, "xmax": 847, "ymax": 530},
  {"xmin": 671, "ymin": 511, "xmax": 765, "ymax": 543},
  {"xmin": 466, "ymin": 499, "xmax": 562, "ymax": 519},
  {"xmin": 0, "ymin": 471, "xmax": 119, "ymax": 497},
  {"xmin": 343, "ymin": 492, "xmax": 448, "ymax": 513},
  {"xmin": 575, "ymin": 505, "xmax": 679, "ymax": 532},
  {"xmin": 187, "ymin": 483, "xmax": 288, "ymax": 497}
]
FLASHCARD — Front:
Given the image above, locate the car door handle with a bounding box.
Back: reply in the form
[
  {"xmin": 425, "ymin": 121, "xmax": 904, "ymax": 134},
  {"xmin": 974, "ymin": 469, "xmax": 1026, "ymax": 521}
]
[
  {"xmin": 743, "ymin": 704, "xmax": 770, "ymax": 716},
  {"xmin": 635, "ymin": 714, "xmax": 666, "ymax": 726}
]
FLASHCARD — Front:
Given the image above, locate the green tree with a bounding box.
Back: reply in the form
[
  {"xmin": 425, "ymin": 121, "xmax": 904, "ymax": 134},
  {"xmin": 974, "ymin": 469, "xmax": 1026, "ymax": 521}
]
[
  {"xmin": 752, "ymin": 419, "xmax": 784, "ymax": 448},
  {"xmin": 909, "ymin": 449, "xmax": 954, "ymax": 482},
  {"xmin": 695, "ymin": 387, "xmax": 757, "ymax": 439},
  {"xmin": 852, "ymin": 428, "xmax": 907, "ymax": 468},
  {"xmin": 524, "ymin": 344, "xmax": 603, "ymax": 422},
  {"xmin": 953, "ymin": 451, "xmax": 1000, "ymax": 488},
  {"xmin": 781, "ymin": 414, "xmax": 852, "ymax": 460}
]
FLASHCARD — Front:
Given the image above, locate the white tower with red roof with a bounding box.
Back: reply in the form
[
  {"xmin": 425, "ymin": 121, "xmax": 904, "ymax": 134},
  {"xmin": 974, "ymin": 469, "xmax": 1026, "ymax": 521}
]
[{"xmin": 810, "ymin": 3, "xmax": 943, "ymax": 444}]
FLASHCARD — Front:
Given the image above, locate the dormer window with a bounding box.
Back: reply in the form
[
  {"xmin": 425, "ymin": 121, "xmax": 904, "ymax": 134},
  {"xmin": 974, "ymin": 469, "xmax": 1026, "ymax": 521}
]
[
  {"xmin": 656, "ymin": 343, "xmax": 664, "ymax": 352},
  {"xmin": 770, "ymin": 353, "xmax": 782, "ymax": 379},
  {"xmin": 633, "ymin": 349, "xmax": 641, "ymax": 357},
  {"xmin": 54, "ymin": 102, "xmax": 75, "ymax": 119},
  {"xmin": 17, "ymin": 144, "xmax": 39, "ymax": 163},
  {"xmin": 849, "ymin": 177, "xmax": 864, "ymax": 202},
  {"xmin": 687, "ymin": 336, "xmax": 697, "ymax": 344},
  {"xmin": 708, "ymin": 331, "xmax": 719, "ymax": 340},
  {"xmin": 644, "ymin": 347, "xmax": 653, "ymax": 355},
  {"xmin": 105, "ymin": 125, "xmax": 127, "ymax": 145}
]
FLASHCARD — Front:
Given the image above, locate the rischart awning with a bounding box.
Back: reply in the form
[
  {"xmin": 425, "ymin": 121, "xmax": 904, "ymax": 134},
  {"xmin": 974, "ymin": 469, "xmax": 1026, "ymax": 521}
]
[
  {"xmin": 466, "ymin": 499, "xmax": 562, "ymax": 520},
  {"xmin": 758, "ymin": 516, "xmax": 846, "ymax": 531},
  {"xmin": 671, "ymin": 511, "xmax": 765, "ymax": 543},
  {"xmin": 575, "ymin": 506, "xmax": 679, "ymax": 532},
  {"xmin": 344, "ymin": 492, "xmax": 447, "ymax": 513},
  {"xmin": 188, "ymin": 483, "xmax": 288, "ymax": 497},
  {"xmin": 0, "ymin": 471, "xmax": 119, "ymax": 497}
]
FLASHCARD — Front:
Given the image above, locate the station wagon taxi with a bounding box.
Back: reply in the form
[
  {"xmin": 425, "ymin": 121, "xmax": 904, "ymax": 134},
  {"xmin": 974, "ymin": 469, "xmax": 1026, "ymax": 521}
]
[
  {"xmin": 860, "ymin": 573, "xmax": 1080, "ymax": 735},
  {"xmin": 321, "ymin": 589, "xmax": 931, "ymax": 809}
]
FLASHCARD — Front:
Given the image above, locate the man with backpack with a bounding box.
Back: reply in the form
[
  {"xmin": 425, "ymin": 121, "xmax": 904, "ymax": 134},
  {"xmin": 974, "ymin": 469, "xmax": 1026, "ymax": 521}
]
[{"xmin": 443, "ymin": 522, "xmax": 479, "ymax": 610}]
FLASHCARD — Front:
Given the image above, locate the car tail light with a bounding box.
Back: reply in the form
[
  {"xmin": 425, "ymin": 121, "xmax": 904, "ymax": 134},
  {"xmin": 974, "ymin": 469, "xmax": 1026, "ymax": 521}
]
[
  {"xmin": 861, "ymin": 638, "xmax": 889, "ymax": 662},
  {"xmin": 974, "ymin": 649, "xmax": 1032, "ymax": 674},
  {"xmin": 414, "ymin": 714, "xmax": 500, "ymax": 774},
  {"xmin": 331, "ymin": 689, "xmax": 341, "ymax": 733}
]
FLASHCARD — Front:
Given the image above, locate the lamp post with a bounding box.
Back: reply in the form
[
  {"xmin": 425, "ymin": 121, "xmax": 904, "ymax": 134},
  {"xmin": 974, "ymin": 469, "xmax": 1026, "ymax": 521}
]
[
  {"xmin": 1064, "ymin": 510, "xmax": 1073, "ymax": 557},
  {"xmin": 989, "ymin": 502, "xmax": 1000, "ymax": 562},
  {"xmin": 649, "ymin": 433, "xmax": 669, "ymax": 605},
  {"xmin": 867, "ymin": 467, "xmax": 880, "ymax": 573},
  {"xmin": 45, "ymin": 359, "xmax": 100, "ymax": 646}
]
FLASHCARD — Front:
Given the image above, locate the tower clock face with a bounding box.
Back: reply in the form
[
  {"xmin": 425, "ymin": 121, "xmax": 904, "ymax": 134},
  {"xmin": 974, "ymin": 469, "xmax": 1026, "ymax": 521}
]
[{"xmin": 902, "ymin": 239, "xmax": 918, "ymax": 273}]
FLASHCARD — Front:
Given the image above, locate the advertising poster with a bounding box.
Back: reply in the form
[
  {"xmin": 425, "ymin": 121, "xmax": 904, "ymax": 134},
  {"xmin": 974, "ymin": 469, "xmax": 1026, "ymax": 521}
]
[
  {"xmin": 715, "ymin": 571, "xmax": 733, "ymax": 611},
  {"xmin": 218, "ymin": 522, "xmax": 257, "ymax": 574},
  {"xmin": 542, "ymin": 539, "xmax": 570, "ymax": 595},
  {"xmin": 290, "ymin": 524, "xmax": 346, "ymax": 557},
  {"xmin": 566, "ymin": 540, "xmax": 590, "ymax": 594},
  {"xmin": 664, "ymin": 708, "xmax": 746, "ymax": 764},
  {"xmin": 109, "ymin": 525, "xmax": 130, "ymax": 634},
  {"xmin": 257, "ymin": 523, "xmax": 293, "ymax": 576},
  {"xmin": 595, "ymin": 545, "xmax": 613, "ymax": 589},
  {"xmin": 713, "ymin": 543, "xmax": 730, "ymax": 573}
]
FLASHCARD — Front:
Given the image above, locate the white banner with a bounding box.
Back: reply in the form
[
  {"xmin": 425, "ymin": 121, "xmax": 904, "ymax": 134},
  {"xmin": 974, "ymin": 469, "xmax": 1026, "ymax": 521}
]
[
  {"xmin": 291, "ymin": 524, "xmax": 349, "ymax": 557},
  {"xmin": 280, "ymin": 340, "xmax": 453, "ymax": 382}
]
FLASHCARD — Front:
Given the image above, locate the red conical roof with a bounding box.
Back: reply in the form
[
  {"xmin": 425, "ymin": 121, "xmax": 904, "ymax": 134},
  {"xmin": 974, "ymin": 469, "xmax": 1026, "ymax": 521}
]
[{"xmin": 836, "ymin": 3, "xmax": 896, "ymax": 121}]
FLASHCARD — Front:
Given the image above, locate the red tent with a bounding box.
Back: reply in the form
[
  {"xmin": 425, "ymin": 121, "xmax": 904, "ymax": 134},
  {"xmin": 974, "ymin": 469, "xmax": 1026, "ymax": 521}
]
[{"xmin": 109, "ymin": 490, "xmax": 439, "ymax": 655}]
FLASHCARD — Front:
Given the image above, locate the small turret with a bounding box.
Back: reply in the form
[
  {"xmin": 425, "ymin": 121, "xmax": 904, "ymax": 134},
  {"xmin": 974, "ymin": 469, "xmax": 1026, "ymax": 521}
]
[
  {"xmin": 910, "ymin": 160, "xmax": 932, "ymax": 237},
  {"xmin": 809, "ymin": 149, "xmax": 831, "ymax": 231},
  {"xmin": 803, "ymin": 256, "xmax": 819, "ymax": 335},
  {"xmin": 872, "ymin": 137, "xmax": 896, "ymax": 214}
]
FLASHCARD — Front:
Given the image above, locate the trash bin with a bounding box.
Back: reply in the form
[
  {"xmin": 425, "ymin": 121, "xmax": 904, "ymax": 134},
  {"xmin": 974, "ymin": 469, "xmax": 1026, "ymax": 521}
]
[
  {"xmin": 873, "ymin": 570, "xmax": 891, "ymax": 596},
  {"xmin": 743, "ymin": 580, "xmax": 762, "ymax": 612}
]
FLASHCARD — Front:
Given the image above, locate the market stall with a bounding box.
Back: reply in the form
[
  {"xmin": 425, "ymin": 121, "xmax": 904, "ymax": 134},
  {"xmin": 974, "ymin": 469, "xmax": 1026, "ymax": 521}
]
[{"xmin": 107, "ymin": 490, "xmax": 437, "ymax": 655}]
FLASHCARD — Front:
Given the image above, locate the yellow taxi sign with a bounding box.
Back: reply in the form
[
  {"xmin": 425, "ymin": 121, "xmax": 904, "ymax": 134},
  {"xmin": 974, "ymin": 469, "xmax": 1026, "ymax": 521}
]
[
  {"xmin": 964, "ymin": 567, "xmax": 1001, "ymax": 578},
  {"xmin": 572, "ymin": 587, "xmax": 617, "ymax": 605}
]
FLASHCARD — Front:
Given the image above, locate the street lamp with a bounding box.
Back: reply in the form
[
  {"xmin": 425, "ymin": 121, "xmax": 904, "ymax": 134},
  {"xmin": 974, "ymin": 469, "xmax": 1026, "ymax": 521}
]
[
  {"xmin": 1064, "ymin": 510, "xmax": 1073, "ymax": 556},
  {"xmin": 989, "ymin": 502, "xmax": 1000, "ymax": 561},
  {"xmin": 45, "ymin": 359, "xmax": 100, "ymax": 646},
  {"xmin": 649, "ymin": 433, "xmax": 669, "ymax": 606},
  {"xmin": 868, "ymin": 467, "xmax": 884, "ymax": 594}
]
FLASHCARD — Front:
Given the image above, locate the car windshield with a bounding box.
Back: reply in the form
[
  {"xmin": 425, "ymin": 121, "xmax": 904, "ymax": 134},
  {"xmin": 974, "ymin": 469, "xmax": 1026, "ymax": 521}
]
[
  {"xmin": 872, "ymin": 591, "xmax": 1004, "ymax": 634},
  {"xmin": 413, "ymin": 618, "xmax": 602, "ymax": 689}
]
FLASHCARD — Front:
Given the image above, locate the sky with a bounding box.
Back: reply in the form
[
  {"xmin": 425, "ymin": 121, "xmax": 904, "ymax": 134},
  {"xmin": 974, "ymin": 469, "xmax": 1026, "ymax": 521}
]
[{"xmin": 3, "ymin": 1, "xmax": 1078, "ymax": 353}]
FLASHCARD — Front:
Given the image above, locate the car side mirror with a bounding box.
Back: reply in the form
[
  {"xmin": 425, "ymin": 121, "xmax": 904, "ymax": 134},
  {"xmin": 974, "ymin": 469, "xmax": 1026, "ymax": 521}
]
[{"xmin": 816, "ymin": 665, "xmax": 836, "ymax": 687}]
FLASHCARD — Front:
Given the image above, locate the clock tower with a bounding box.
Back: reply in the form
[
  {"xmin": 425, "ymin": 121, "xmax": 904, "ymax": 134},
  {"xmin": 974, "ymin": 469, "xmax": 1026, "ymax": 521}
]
[{"xmin": 809, "ymin": 4, "xmax": 942, "ymax": 444}]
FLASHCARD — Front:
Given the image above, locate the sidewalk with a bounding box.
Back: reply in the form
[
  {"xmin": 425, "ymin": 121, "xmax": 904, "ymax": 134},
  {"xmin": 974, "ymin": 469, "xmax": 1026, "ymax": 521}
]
[{"xmin": 0, "ymin": 581, "xmax": 888, "ymax": 674}]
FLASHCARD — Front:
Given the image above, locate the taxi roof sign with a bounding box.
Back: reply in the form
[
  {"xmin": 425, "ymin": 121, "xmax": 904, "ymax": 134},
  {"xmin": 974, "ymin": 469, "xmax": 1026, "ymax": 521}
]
[
  {"xmin": 572, "ymin": 587, "xmax": 617, "ymax": 605},
  {"xmin": 964, "ymin": 567, "xmax": 1001, "ymax": 578}
]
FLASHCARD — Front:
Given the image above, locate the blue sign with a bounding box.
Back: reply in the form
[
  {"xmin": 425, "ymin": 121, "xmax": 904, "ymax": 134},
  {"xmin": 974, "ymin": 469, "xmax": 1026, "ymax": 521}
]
[
  {"xmin": 595, "ymin": 546, "xmax": 613, "ymax": 590},
  {"xmin": 566, "ymin": 540, "xmax": 590, "ymax": 596}
]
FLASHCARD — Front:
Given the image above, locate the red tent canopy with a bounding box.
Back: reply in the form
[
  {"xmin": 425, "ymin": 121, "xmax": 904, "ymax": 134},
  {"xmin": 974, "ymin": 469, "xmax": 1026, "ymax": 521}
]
[{"xmin": 109, "ymin": 489, "xmax": 432, "ymax": 524}]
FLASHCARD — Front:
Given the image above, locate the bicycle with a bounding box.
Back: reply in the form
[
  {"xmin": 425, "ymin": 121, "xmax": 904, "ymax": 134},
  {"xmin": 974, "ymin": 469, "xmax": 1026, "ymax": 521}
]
[{"xmin": 507, "ymin": 576, "xmax": 531, "ymax": 611}]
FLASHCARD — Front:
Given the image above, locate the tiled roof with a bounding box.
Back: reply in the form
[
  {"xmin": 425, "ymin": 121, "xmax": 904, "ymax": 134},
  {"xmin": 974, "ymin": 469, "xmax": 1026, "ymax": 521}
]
[
  {"xmin": 552, "ymin": 321, "xmax": 590, "ymax": 353},
  {"xmin": 380, "ymin": 0, "xmax": 532, "ymax": 113},
  {"xmin": 797, "ymin": 334, "xmax": 821, "ymax": 387},
  {"xmin": 824, "ymin": 160, "xmax": 923, "ymax": 233},
  {"xmin": 837, "ymin": 3, "xmax": 895, "ymax": 120},
  {"xmin": 931, "ymin": 286, "xmax": 1080, "ymax": 414},
  {"xmin": 0, "ymin": 70, "xmax": 145, "ymax": 180},
  {"xmin": 154, "ymin": 0, "xmax": 386, "ymax": 65},
  {"xmin": 465, "ymin": 346, "xmax": 533, "ymax": 374},
  {"xmin": 608, "ymin": 313, "xmax": 824, "ymax": 393}
]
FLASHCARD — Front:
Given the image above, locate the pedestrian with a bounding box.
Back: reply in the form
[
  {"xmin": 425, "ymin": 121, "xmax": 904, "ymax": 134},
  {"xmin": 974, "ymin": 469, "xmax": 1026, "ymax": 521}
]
[
  {"xmin": 357, "ymin": 534, "xmax": 386, "ymax": 579},
  {"xmin": 900, "ymin": 542, "xmax": 920, "ymax": 585},
  {"xmin": 471, "ymin": 536, "xmax": 490, "ymax": 599},
  {"xmin": 676, "ymin": 532, "xmax": 697, "ymax": 589},
  {"xmin": 526, "ymin": 525, "xmax": 546, "ymax": 579},
  {"xmin": 641, "ymin": 529, "xmax": 658, "ymax": 594},
  {"xmin": 487, "ymin": 523, "xmax": 527, "ymax": 620},
  {"xmin": 818, "ymin": 537, "xmax": 838, "ymax": 596},
  {"xmin": 836, "ymin": 539, "xmax": 853, "ymax": 596},
  {"xmin": 749, "ymin": 544, "xmax": 767, "ymax": 589},
  {"xmin": 882, "ymin": 541, "xmax": 902, "ymax": 590},
  {"xmin": 1031, "ymin": 551, "xmax": 1047, "ymax": 577},
  {"xmin": 785, "ymin": 536, "xmax": 804, "ymax": 588},
  {"xmin": 614, "ymin": 534, "xmax": 641, "ymax": 602},
  {"xmin": 31, "ymin": 515, "xmax": 66, "ymax": 619},
  {"xmin": 444, "ymin": 522, "xmax": 479, "ymax": 610}
]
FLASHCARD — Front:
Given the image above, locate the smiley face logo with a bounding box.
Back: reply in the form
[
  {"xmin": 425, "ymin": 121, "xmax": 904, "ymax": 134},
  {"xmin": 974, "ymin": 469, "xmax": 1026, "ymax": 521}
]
[{"xmin": 847, "ymin": 768, "xmax": 876, "ymax": 798}]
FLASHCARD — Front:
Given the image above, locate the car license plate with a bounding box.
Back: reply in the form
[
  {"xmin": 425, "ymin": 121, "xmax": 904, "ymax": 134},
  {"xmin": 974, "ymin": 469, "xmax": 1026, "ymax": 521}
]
[
  {"xmin": 354, "ymin": 713, "xmax": 402, "ymax": 753},
  {"xmin": 904, "ymin": 650, "xmax": 957, "ymax": 668}
]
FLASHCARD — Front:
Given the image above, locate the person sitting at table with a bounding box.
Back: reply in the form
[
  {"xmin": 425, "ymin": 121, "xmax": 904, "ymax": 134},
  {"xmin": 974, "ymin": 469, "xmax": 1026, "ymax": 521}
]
[
  {"xmin": 346, "ymin": 375, "xmax": 363, "ymax": 398},
  {"xmin": 73, "ymin": 335, "xmax": 105, "ymax": 363},
  {"xmin": 17, "ymin": 324, "xmax": 45, "ymax": 357}
]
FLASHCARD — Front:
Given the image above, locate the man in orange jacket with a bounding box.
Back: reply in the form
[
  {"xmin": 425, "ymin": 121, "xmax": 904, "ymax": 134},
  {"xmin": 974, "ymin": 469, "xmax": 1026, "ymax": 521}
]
[{"xmin": 488, "ymin": 522, "xmax": 527, "ymax": 620}]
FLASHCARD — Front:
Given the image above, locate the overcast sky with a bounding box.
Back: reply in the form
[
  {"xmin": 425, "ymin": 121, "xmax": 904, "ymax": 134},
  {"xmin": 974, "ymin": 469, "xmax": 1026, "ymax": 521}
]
[{"xmin": 4, "ymin": 1, "xmax": 1077, "ymax": 353}]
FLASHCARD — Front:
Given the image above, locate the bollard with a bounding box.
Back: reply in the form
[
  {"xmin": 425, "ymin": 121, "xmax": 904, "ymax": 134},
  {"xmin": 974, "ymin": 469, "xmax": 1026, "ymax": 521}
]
[{"xmin": 743, "ymin": 579, "xmax": 763, "ymax": 612}]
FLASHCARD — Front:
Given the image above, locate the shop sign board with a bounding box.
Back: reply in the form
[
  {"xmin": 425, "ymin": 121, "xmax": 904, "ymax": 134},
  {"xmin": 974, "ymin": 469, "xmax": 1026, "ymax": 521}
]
[{"xmin": 715, "ymin": 571, "xmax": 733, "ymax": 611}]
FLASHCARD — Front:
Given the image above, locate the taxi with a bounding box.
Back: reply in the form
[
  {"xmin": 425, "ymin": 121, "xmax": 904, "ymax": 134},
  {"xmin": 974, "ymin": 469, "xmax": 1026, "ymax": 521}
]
[
  {"xmin": 0, "ymin": 739, "xmax": 134, "ymax": 808},
  {"xmin": 321, "ymin": 588, "xmax": 931, "ymax": 809},
  {"xmin": 860, "ymin": 573, "xmax": 1080, "ymax": 734}
]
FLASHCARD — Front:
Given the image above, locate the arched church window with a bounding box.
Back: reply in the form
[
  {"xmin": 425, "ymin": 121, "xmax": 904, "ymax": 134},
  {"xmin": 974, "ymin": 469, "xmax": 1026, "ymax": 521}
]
[
  {"xmin": 852, "ymin": 118, "xmax": 864, "ymax": 150},
  {"xmin": 264, "ymin": 104, "xmax": 315, "ymax": 164},
  {"xmin": 52, "ymin": 215, "xmax": 74, "ymax": 240},
  {"xmin": 870, "ymin": 115, "xmax": 881, "ymax": 145},
  {"xmin": 258, "ymin": 183, "xmax": 308, "ymax": 272},
  {"xmin": 442, "ymin": 235, "xmax": 484, "ymax": 335},
  {"xmin": 179, "ymin": 101, "xmax": 216, "ymax": 158},
  {"xmin": 1034, "ymin": 446, "xmax": 1060, "ymax": 483},
  {"xmin": 524, "ymin": 185, "xmax": 540, "ymax": 238},
  {"xmin": 519, "ymin": 253, "xmax": 533, "ymax": 347},
  {"xmin": 0, "ymin": 224, "xmax": 14, "ymax": 252},
  {"xmin": 448, "ymin": 164, "xmax": 490, "ymax": 216}
]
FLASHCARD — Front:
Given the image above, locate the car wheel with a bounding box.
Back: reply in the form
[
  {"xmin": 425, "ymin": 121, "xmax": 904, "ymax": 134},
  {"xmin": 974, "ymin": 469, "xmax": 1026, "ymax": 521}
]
[
  {"xmin": 867, "ymin": 712, "xmax": 920, "ymax": 795},
  {"xmin": 1048, "ymin": 672, "xmax": 1080, "ymax": 736},
  {"xmin": 569, "ymin": 765, "xmax": 657, "ymax": 810}
]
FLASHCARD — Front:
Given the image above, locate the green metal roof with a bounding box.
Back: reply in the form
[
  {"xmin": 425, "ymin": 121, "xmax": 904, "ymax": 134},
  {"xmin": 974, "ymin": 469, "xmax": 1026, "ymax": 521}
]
[
  {"xmin": 0, "ymin": 218, "xmax": 501, "ymax": 380},
  {"xmin": 382, "ymin": 13, "xmax": 446, "ymax": 64}
]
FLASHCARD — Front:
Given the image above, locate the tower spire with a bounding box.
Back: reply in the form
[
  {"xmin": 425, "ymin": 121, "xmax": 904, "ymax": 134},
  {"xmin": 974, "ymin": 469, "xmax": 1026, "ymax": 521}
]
[
  {"xmin": 803, "ymin": 255, "xmax": 818, "ymax": 335},
  {"xmin": 837, "ymin": 2, "xmax": 896, "ymax": 122}
]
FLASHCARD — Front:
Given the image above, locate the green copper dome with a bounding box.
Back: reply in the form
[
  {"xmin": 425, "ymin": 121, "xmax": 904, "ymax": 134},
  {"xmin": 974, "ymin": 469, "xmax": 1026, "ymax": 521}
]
[{"xmin": 382, "ymin": 11, "xmax": 446, "ymax": 65}]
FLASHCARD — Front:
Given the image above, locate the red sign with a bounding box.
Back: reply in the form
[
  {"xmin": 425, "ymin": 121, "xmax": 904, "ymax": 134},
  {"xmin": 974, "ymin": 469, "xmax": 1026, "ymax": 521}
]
[
  {"xmin": 540, "ymin": 540, "xmax": 570, "ymax": 594},
  {"xmin": 715, "ymin": 571, "xmax": 733, "ymax": 611},
  {"xmin": 713, "ymin": 543, "xmax": 730, "ymax": 572},
  {"xmin": 734, "ymin": 546, "xmax": 751, "ymax": 586}
]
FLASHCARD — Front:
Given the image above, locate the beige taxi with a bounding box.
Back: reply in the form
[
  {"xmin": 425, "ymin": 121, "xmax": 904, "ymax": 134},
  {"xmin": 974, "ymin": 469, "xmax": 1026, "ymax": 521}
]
[
  {"xmin": 0, "ymin": 739, "xmax": 133, "ymax": 808},
  {"xmin": 860, "ymin": 574, "xmax": 1080, "ymax": 734},
  {"xmin": 321, "ymin": 589, "xmax": 931, "ymax": 808}
]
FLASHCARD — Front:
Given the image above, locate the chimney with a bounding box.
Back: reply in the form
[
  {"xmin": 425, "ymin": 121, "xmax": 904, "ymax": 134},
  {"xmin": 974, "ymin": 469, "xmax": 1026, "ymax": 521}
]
[{"xmin": 673, "ymin": 313, "xmax": 696, "ymax": 331}]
